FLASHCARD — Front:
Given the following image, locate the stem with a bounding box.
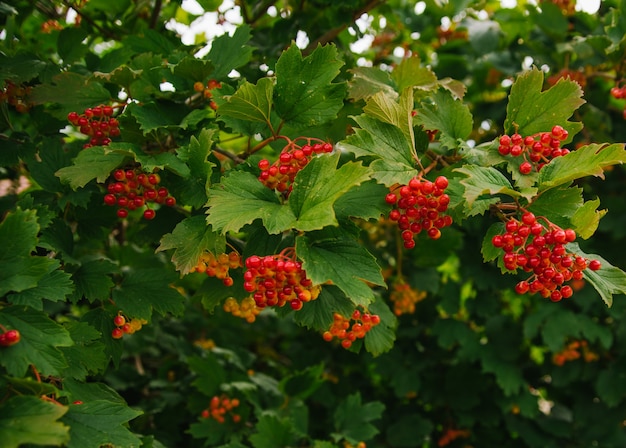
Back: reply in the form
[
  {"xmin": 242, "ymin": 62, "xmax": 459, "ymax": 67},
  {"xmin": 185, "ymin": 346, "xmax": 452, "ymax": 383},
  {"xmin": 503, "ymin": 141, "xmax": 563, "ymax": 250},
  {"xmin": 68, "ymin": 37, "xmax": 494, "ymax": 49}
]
[
  {"xmin": 149, "ymin": 0, "xmax": 163, "ymax": 30},
  {"xmin": 214, "ymin": 146, "xmax": 246, "ymax": 164}
]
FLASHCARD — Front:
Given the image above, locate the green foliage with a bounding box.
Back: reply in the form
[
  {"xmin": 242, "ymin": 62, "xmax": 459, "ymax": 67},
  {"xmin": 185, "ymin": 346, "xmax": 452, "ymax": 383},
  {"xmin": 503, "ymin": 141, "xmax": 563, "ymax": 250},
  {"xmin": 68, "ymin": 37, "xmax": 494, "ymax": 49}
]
[{"xmin": 2, "ymin": 0, "xmax": 626, "ymax": 447}]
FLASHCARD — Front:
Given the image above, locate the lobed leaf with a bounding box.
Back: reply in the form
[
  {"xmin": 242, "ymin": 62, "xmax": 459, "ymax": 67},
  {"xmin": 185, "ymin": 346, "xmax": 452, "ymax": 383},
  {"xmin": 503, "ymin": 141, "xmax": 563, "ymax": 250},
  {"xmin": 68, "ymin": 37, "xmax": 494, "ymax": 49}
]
[
  {"xmin": 414, "ymin": 89, "xmax": 473, "ymax": 149},
  {"xmin": 289, "ymin": 153, "xmax": 372, "ymax": 231},
  {"xmin": 55, "ymin": 145, "xmax": 134, "ymax": 190},
  {"xmin": 537, "ymin": 143, "xmax": 626, "ymax": 191},
  {"xmin": 218, "ymin": 78, "xmax": 274, "ymax": 126},
  {"xmin": 332, "ymin": 393, "xmax": 384, "ymax": 444},
  {"xmin": 0, "ymin": 396, "xmax": 69, "ymax": 448}
]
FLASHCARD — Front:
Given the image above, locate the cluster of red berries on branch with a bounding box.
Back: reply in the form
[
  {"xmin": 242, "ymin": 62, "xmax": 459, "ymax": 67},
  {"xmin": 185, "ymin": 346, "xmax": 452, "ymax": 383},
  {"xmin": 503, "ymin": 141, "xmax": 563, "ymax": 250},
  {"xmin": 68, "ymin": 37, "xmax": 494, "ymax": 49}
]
[
  {"xmin": 385, "ymin": 175, "xmax": 453, "ymax": 249},
  {"xmin": 104, "ymin": 168, "xmax": 176, "ymax": 219},
  {"xmin": 0, "ymin": 326, "xmax": 20, "ymax": 347},
  {"xmin": 609, "ymin": 83, "xmax": 626, "ymax": 119},
  {"xmin": 389, "ymin": 280, "xmax": 427, "ymax": 316},
  {"xmin": 258, "ymin": 139, "xmax": 333, "ymax": 197},
  {"xmin": 498, "ymin": 125, "xmax": 570, "ymax": 174},
  {"xmin": 491, "ymin": 211, "xmax": 601, "ymax": 302},
  {"xmin": 0, "ymin": 81, "xmax": 34, "ymax": 113},
  {"xmin": 243, "ymin": 250, "xmax": 321, "ymax": 310},
  {"xmin": 191, "ymin": 251, "xmax": 242, "ymax": 286},
  {"xmin": 111, "ymin": 313, "xmax": 147, "ymax": 339},
  {"xmin": 200, "ymin": 395, "xmax": 241, "ymax": 424},
  {"xmin": 552, "ymin": 339, "xmax": 598, "ymax": 366},
  {"xmin": 223, "ymin": 296, "xmax": 261, "ymax": 323},
  {"xmin": 67, "ymin": 105, "xmax": 120, "ymax": 148},
  {"xmin": 322, "ymin": 309, "xmax": 381, "ymax": 349},
  {"xmin": 193, "ymin": 79, "xmax": 222, "ymax": 110}
]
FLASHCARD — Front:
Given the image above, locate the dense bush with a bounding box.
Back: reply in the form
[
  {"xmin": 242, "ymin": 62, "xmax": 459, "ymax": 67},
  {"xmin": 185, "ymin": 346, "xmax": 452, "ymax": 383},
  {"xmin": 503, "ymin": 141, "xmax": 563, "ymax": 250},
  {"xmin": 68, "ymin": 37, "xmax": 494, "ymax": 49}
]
[{"xmin": 1, "ymin": 0, "xmax": 626, "ymax": 447}]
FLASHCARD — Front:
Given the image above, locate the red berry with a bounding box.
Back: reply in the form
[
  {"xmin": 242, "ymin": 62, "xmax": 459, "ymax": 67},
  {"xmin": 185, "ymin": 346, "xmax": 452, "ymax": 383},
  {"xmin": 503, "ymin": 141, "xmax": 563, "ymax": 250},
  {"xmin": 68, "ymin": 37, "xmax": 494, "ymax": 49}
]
[
  {"xmin": 113, "ymin": 315, "xmax": 126, "ymax": 327},
  {"xmin": 165, "ymin": 197, "xmax": 176, "ymax": 207},
  {"xmin": 385, "ymin": 193, "xmax": 397, "ymax": 204},
  {"xmin": 589, "ymin": 260, "xmax": 601, "ymax": 271},
  {"xmin": 1, "ymin": 329, "xmax": 20, "ymax": 346},
  {"xmin": 104, "ymin": 194, "xmax": 117, "ymax": 206},
  {"xmin": 434, "ymin": 176, "xmax": 448, "ymax": 190},
  {"xmin": 143, "ymin": 209, "xmax": 156, "ymax": 220},
  {"xmin": 521, "ymin": 212, "xmax": 536, "ymax": 225},
  {"xmin": 519, "ymin": 161, "xmax": 533, "ymax": 174},
  {"xmin": 111, "ymin": 328, "xmax": 124, "ymax": 339},
  {"xmin": 117, "ymin": 209, "xmax": 128, "ymax": 218}
]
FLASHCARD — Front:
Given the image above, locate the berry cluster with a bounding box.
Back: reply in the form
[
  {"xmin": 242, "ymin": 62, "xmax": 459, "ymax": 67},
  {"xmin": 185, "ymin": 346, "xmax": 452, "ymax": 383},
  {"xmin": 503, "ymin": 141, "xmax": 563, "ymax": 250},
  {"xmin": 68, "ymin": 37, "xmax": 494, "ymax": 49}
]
[
  {"xmin": 498, "ymin": 126, "xmax": 570, "ymax": 174},
  {"xmin": 258, "ymin": 141, "xmax": 333, "ymax": 197},
  {"xmin": 385, "ymin": 176, "xmax": 453, "ymax": 249},
  {"xmin": 243, "ymin": 251, "xmax": 321, "ymax": 310},
  {"xmin": 200, "ymin": 395, "xmax": 241, "ymax": 424},
  {"xmin": 41, "ymin": 19, "xmax": 64, "ymax": 33},
  {"xmin": 191, "ymin": 251, "xmax": 242, "ymax": 286},
  {"xmin": 67, "ymin": 105, "xmax": 120, "ymax": 149},
  {"xmin": 322, "ymin": 309, "xmax": 381, "ymax": 349},
  {"xmin": 437, "ymin": 428, "xmax": 471, "ymax": 448},
  {"xmin": 111, "ymin": 313, "xmax": 147, "ymax": 339},
  {"xmin": 104, "ymin": 168, "xmax": 176, "ymax": 219},
  {"xmin": 223, "ymin": 297, "xmax": 261, "ymax": 323},
  {"xmin": 610, "ymin": 83, "xmax": 626, "ymax": 119},
  {"xmin": 389, "ymin": 280, "xmax": 427, "ymax": 316},
  {"xmin": 547, "ymin": 69, "xmax": 587, "ymax": 90},
  {"xmin": 541, "ymin": 0, "xmax": 575, "ymax": 15},
  {"xmin": 552, "ymin": 339, "xmax": 598, "ymax": 366},
  {"xmin": 0, "ymin": 81, "xmax": 34, "ymax": 113},
  {"xmin": 0, "ymin": 327, "xmax": 20, "ymax": 347},
  {"xmin": 491, "ymin": 212, "xmax": 601, "ymax": 301},
  {"xmin": 193, "ymin": 79, "xmax": 221, "ymax": 110}
]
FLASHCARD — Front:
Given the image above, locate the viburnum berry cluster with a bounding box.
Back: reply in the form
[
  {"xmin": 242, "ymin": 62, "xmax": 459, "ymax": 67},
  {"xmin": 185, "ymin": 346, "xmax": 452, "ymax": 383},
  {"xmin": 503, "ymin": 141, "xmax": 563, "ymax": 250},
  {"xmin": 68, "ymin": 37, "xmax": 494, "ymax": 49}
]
[
  {"xmin": 243, "ymin": 250, "xmax": 321, "ymax": 310},
  {"xmin": 385, "ymin": 175, "xmax": 453, "ymax": 249},
  {"xmin": 104, "ymin": 168, "xmax": 176, "ymax": 219},
  {"xmin": 191, "ymin": 251, "xmax": 242, "ymax": 286},
  {"xmin": 0, "ymin": 81, "xmax": 33, "ymax": 113},
  {"xmin": 609, "ymin": 83, "xmax": 626, "ymax": 119},
  {"xmin": 322, "ymin": 309, "xmax": 381, "ymax": 349},
  {"xmin": 389, "ymin": 280, "xmax": 427, "ymax": 316},
  {"xmin": 498, "ymin": 125, "xmax": 570, "ymax": 174},
  {"xmin": 258, "ymin": 139, "xmax": 333, "ymax": 197},
  {"xmin": 193, "ymin": 79, "xmax": 222, "ymax": 110},
  {"xmin": 67, "ymin": 105, "xmax": 120, "ymax": 148},
  {"xmin": 223, "ymin": 296, "xmax": 261, "ymax": 323},
  {"xmin": 491, "ymin": 211, "xmax": 601, "ymax": 302},
  {"xmin": 111, "ymin": 313, "xmax": 147, "ymax": 339},
  {"xmin": 0, "ymin": 326, "xmax": 20, "ymax": 347},
  {"xmin": 200, "ymin": 395, "xmax": 241, "ymax": 424},
  {"xmin": 552, "ymin": 339, "xmax": 599, "ymax": 366}
]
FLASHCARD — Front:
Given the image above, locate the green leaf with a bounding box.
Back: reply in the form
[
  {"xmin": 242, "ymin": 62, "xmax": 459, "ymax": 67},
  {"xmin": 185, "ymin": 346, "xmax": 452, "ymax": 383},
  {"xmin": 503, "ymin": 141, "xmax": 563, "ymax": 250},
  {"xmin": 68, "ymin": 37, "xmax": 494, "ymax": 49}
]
[
  {"xmin": 71, "ymin": 259, "xmax": 117, "ymax": 303},
  {"xmin": 526, "ymin": 186, "xmax": 583, "ymax": 229},
  {"xmin": 218, "ymin": 78, "xmax": 274, "ymax": 126},
  {"xmin": 274, "ymin": 44, "xmax": 346, "ymax": 129},
  {"xmin": 61, "ymin": 400, "xmax": 143, "ymax": 448},
  {"xmin": 7, "ymin": 263, "xmax": 74, "ymax": 310},
  {"xmin": 333, "ymin": 392, "xmax": 384, "ymax": 444},
  {"xmin": 337, "ymin": 115, "xmax": 416, "ymax": 186},
  {"xmin": 57, "ymin": 27, "xmax": 89, "ymax": 64},
  {"xmin": 571, "ymin": 198, "xmax": 607, "ymax": 239},
  {"xmin": 207, "ymin": 24, "xmax": 253, "ymax": 80},
  {"xmin": 296, "ymin": 230, "xmax": 384, "ymax": 306},
  {"xmin": 537, "ymin": 143, "xmax": 626, "ymax": 191},
  {"xmin": 454, "ymin": 165, "xmax": 520, "ymax": 214},
  {"xmin": 126, "ymin": 101, "xmax": 191, "ymax": 133},
  {"xmin": 205, "ymin": 171, "xmax": 296, "ymax": 234},
  {"xmin": 0, "ymin": 208, "xmax": 55, "ymax": 297},
  {"xmin": 172, "ymin": 56, "xmax": 214, "ymax": 81},
  {"xmin": 157, "ymin": 215, "xmax": 226, "ymax": 275},
  {"xmin": 0, "ymin": 53, "xmax": 48, "ymax": 83},
  {"xmin": 174, "ymin": 128, "xmax": 217, "ymax": 208},
  {"xmin": 596, "ymin": 366, "xmax": 626, "ymax": 407},
  {"xmin": 249, "ymin": 415, "xmax": 298, "ymax": 448},
  {"xmin": 59, "ymin": 321, "xmax": 107, "ymax": 380},
  {"xmin": 293, "ymin": 286, "xmax": 356, "ymax": 331},
  {"xmin": 348, "ymin": 67, "xmax": 396, "ymax": 101},
  {"xmin": 363, "ymin": 89, "xmax": 415, "ymax": 153},
  {"xmin": 0, "ymin": 396, "xmax": 69, "ymax": 448},
  {"xmin": 111, "ymin": 268, "xmax": 186, "ymax": 321},
  {"xmin": 55, "ymin": 146, "xmax": 133, "ymax": 189},
  {"xmin": 569, "ymin": 243, "xmax": 626, "ymax": 307},
  {"xmin": 0, "ymin": 306, "xmax": 73, "ymax": 377},
  {"xmin": 279, "ymin": 363, "xmax": 325, "ymax": 400},
  {"xmin": 333, "ymin": 180, "xmax": 389, "ymax": 221},
  {"xmin": 503, "ymin": 68, "xmax": 585, "ymax": 137},
  {"xmin": 188, "ymin": 355, "xmax": 227, "ymax": 396},
  {"xmin": 482, "ymin": 222, "xmax": 505, "ymax": 263},
  {"xmin": 391, "ymin": 56, "xmax": 438, "ymax": 93},
  {"xmin": 289, "ymin": 153, "xmax": 372, "ymax": 231},
  {"xmin": 30, "ymin": 72, "xmax": 111, "ymax": 116},
  {"xmin": 364, "ymin": 297, "xmax": 397, "ymax": 356},
  {"xmin": 414, "ymin": 89, "xmax": 473, "ymax": 149}
]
